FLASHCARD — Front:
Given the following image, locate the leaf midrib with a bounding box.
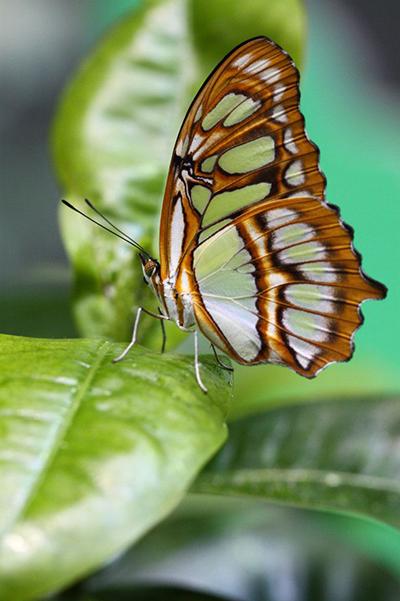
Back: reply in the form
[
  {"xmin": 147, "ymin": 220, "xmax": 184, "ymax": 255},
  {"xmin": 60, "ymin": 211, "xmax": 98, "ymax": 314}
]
[
  {"xmin": 4, "ymin": 340, "xmax": 109, "ymax": 533},
  {"xmin": 196, "ymin": 467, "xmax": 400, "ymax": 494}
]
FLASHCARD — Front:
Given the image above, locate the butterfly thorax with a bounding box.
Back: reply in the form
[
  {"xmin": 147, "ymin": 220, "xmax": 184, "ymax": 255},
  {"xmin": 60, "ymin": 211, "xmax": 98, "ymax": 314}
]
[
  {"xmin": 160, "ymin": 275, "xmax": 195, "ymax": 331},
  {"xmin": 142, "ymin": 254, "xmax": 195, "ymax": 330}
]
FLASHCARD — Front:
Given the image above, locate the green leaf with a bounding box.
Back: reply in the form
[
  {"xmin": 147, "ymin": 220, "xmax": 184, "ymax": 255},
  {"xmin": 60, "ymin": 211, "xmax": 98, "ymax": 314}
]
[
  {"xmin": 58, "ymin": 498, "xmax": 400, "ymax": 601},
  {"xmin": 0, "ymin": 334, "xmax": 230, "ymax": 601},
  {"xmin": 51, "ymin": 0, "xmax": 305, "ymax": 344},
  {"xmin": 194, "ymin": 397, "xmax": 400, "ymax": 528},
  {"xmin": 190, "ymin": 0, "xmax": 305, "ymax": 79}
]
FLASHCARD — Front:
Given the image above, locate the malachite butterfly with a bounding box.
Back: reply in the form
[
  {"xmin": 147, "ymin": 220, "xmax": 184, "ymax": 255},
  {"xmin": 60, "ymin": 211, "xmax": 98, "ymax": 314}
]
[{"xmin": 63, "ymin": 37, "xmax": 387, "ymax": 392}]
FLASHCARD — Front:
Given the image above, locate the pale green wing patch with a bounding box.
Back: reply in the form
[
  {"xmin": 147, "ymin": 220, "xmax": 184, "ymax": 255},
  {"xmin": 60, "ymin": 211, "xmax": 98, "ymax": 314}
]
[
  {"xmin": 198, "ymin": 219, "xmax": 232, "ymax": 243},
  {"xmin": 192, "ymin": 185, "xmax": 212, "ymax": 213},
  {"xmin": 194, "ymin": 223, "xmax": 243, "ymax": 280},
  {"xmin": 218, "ymin": 136, "xmax": 275, "ymax": 174},
  {"xmin": 201, "ymin": 93, "xmax": 248, "ymax": 131},
  {"xmin": 201, "ymin": 155, "xmax": 218, "ymax": 173},
  {"xmin": 203, "ymin": 182, "xmax": 271, "ymax": 225},
  {"xmin": 223, "ymin": 97, "xmax": 262, "ymax": 127}
]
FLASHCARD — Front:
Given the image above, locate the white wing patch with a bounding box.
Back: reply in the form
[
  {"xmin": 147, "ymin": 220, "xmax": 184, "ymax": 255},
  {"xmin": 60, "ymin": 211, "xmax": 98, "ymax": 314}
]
[
  {"xmin": 259, "ymin": 67, "xmax": 281, "ymax": 83},
  {"xmin": 271, "ymin": 104, "xmax": 288, "ymax": 123},
  {"xmin": 232, "ymin": 52, "xmax": 252, "ymax": 68},
  {"xmin": 285, "ymin": 160, "xmax": 306, "ymax": 186},
  {"xmin": 273, "ymin": 84, "xmax": 286, "ymax": 102},
  {"xmin": 278, "ymin": 241, "xmax": 326, "ymax": 265},
  {"xmin": 285, "ymin": 284, "xmax": 336, "ymax": 314},
  {"xmin": 284, "ymin": 127, "xmax": 298, "ymax": 154},
  {"xmin": 244, "ymin": 58, "xmax": 271, "ymax": 74},
  {"xmin": 202, "ymin": 295, "xmax": 261, "ymax": 361},
  {"xmin": 266, "ymin": 208, "xmax": 299, "ymax": 227},
  {"xmin": 169, "ymin": 198, "xmax": 185, "ymax": 276},
  {"xmin": 300, "ymin": 262, "xmax": 339, "ymax": 283},
  {"xmin": 175, "ymin": 134, "xmax": 189, "ymax": 157},
  {"xmin": 287, "ymin": 336, "xmax": 318, "ymax": 369},
  {"xmin": 194, "ymin": 223, "xmax": 262, "ymax": 361}
]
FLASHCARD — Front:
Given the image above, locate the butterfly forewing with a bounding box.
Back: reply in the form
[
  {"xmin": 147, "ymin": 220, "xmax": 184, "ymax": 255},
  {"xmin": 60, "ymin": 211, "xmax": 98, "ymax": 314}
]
[
  {"xmin": 158, "ymin": 36, "xmax": 386, "ymax": 376},
  {"xmin": 159, "ymin": 37, "xmax": 325, "ymax": 278}
]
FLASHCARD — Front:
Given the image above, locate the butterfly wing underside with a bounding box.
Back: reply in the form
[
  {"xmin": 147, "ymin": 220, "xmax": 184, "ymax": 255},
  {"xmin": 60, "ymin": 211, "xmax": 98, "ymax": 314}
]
[
  {"xmin": 192, "ymin": 195, "xmax": 385, "ymax": 375},
  {"xmin": 159, "ymin": 37, "xmax": 325, "ymax": 277},
  {"xmin": 158, "ymin": 37, "xmax": 386, "ymax": 376}
]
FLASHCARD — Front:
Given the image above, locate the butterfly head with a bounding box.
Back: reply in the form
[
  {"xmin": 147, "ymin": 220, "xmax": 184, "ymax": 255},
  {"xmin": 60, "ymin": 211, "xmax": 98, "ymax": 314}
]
[{"xmin": 140, "ymin": 253, "xmax": 160, "ymax": 286}]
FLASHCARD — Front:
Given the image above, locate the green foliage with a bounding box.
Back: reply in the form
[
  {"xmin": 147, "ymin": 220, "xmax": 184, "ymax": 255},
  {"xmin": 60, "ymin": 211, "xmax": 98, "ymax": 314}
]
[
  {"xmin": 51, "ymin": 0, "xmax": 305, "ymax": 345},
  {"xmin": 195, "ymin": 398, "xmax": 400, "ymax": 526},
  {"xmin": 0, "ymin": 335, "xmax": 230, "ymax": 600},
  {"xmin": 53, "ymin": 498, "xmax": 400, "ymax": 601},
  {"xmin": 190, "ymin": 0, "xmax": 305, "ymax": 77}
]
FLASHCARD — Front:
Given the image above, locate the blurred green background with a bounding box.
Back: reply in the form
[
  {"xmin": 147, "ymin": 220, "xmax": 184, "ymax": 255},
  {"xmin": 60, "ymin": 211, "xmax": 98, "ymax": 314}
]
[{"xmin": 1, "ymin": 1, "xmax": 399, "ymax": 599}]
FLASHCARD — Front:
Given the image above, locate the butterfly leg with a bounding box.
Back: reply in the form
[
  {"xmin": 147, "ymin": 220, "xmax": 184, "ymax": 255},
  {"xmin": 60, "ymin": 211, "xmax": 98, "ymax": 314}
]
[
  {"xmin": 113, "ymin": 307, "xmax": 168, "ymax": 363},
  {"xmin": 194, "ymin": 329, "xmax": 208, "ymax": 394},
  {"xmin": 158, "ymin": 307, "xmax": 167, "ymax": 354},
  {"xmin": 113, "ymin": 307, "xmax": 143, "ymax": 363},
  {"xmin": 210, "ymin": 344, "xmax": 234, "ymax": 372}
]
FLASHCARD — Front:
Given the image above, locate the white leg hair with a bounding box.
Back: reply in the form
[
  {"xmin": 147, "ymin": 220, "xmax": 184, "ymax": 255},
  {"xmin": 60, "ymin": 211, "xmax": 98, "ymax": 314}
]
[{"xmin": 194, "ymin": 329, "xmax": 208, "ymax": 393}]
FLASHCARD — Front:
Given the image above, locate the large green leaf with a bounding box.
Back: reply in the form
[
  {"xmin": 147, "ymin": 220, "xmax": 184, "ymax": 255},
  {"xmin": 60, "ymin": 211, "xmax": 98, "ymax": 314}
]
[
  {"xmin": 0, "ymin": 334, "xmax": 230, "ymax": 601},
  {"xmin": 51, "ymin": 0, "xmax": 305, "ymax": 344},
  {"xmin": 194, "ymin": 397, "xmax": 400, "ymax": 527}
]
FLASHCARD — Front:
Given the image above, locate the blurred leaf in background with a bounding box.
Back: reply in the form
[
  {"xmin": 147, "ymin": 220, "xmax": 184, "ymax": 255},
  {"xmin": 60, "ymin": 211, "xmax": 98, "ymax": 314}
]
[
  {"xmin": 51, "ymin": 0, "xmax": 305, "ymax": 347},
  {"xmin": 196, "ymin": 397, "xmax": 400, "ymax": 527},
  {"xmin": 60, "ymin": 498, "xmax": 400, "ymax": 601}
]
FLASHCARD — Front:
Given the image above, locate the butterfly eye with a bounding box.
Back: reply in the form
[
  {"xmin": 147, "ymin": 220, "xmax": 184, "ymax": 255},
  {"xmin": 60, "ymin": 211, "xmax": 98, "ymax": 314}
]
[{"xmin": 143, "ymin": 260, "xmax": 158, "ymax": 281}]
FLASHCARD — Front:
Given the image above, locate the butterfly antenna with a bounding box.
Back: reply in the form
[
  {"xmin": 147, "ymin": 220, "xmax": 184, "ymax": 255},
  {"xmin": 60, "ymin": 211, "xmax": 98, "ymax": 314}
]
[
  {"xmin": 61, "ymin": 200, "xmax": 151, "ymax": 256},
  {"xmin": 84, "ymin": 199, "xmax": 149, "ymax": 254}
]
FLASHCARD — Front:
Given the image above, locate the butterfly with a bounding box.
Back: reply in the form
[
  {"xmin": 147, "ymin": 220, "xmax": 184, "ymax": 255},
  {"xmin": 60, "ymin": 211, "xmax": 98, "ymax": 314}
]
[{"xmin": 63, "ymin": 36, "xmax": 387, "ymax": 392}]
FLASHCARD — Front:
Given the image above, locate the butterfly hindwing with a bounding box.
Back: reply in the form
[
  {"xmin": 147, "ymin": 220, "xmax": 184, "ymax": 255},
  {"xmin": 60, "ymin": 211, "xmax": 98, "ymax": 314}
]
[{"xmin": 192, "ymin": 195, "xmax": 385, "ymax": 375}]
